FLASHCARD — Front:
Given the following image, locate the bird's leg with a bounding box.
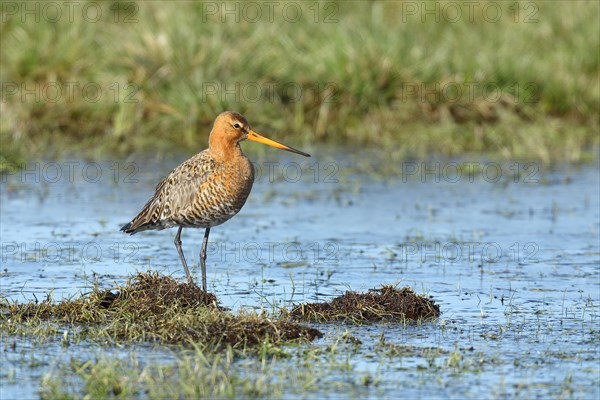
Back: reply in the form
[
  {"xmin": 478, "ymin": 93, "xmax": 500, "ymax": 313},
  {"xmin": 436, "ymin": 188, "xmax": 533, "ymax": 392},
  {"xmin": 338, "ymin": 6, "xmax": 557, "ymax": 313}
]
[
  {"xmin": 174, "ymin": 226, "xmax": 194, "ymax": 285},
  {"xmin": 199, "ymin": 227, "xmax": 211, "ymax": 292}
]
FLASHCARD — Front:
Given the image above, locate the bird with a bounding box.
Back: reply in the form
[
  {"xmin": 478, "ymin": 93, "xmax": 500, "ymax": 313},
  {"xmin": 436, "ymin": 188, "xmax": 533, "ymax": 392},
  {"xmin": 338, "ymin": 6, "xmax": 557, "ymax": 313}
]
[{"xmin": 121, "ymin": 111, "xmax": 310, "ymax": 292}]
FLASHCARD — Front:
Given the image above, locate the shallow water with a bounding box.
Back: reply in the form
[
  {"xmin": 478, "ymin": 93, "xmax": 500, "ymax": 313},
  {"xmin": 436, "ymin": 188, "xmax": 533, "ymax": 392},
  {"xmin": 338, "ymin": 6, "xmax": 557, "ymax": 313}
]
[{"xmin": 1, "ymin": 152, "xmax": 599, "ymax": 398}]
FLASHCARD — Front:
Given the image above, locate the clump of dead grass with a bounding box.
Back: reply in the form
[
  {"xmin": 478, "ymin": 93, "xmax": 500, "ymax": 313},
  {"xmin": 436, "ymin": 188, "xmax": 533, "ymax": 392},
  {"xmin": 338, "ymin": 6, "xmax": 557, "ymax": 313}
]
[
  {"xmin": 289, "ymin": 285, "xmax": 440, "ymax": 323},
  {"xmin": 1, "ymin": 272, "xmax": 322, "ymax": 347}
]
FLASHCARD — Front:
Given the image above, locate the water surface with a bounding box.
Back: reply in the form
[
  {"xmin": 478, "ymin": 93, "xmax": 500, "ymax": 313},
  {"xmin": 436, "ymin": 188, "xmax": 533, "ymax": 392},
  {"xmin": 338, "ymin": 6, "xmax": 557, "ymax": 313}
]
[{"xmin": 1, "ymin": 153, "xmax": 598, "ymax": 398}]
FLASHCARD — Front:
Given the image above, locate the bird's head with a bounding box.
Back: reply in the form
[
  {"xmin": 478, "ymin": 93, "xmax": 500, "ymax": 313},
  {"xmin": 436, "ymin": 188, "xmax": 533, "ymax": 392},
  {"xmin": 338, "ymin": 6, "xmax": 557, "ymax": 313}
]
[{"xmin": 209, "ymin": 111, "xmax": 310, "ymax": 157}]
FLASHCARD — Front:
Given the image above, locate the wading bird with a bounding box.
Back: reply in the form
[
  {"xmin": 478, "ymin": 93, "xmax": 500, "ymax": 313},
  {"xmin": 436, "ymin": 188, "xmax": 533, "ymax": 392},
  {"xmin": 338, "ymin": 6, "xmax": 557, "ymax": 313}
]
[{"xmin": 121, "ymin": 111, "xmax": 310, "ymax": 292}]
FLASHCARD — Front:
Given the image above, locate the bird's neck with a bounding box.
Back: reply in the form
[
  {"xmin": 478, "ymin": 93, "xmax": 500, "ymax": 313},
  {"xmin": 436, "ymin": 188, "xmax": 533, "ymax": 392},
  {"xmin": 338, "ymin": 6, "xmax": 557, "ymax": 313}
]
[{"xmin": 209, "ymin": 137, "xmax": 243, "ymax": 161}]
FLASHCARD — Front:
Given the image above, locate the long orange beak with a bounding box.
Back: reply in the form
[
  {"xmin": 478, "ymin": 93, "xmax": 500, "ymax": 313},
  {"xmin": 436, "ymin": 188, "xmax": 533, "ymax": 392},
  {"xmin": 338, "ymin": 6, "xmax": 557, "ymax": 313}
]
[{"xmin": 247, "ymin": 130, "xmax": 310, "ymax": 157}]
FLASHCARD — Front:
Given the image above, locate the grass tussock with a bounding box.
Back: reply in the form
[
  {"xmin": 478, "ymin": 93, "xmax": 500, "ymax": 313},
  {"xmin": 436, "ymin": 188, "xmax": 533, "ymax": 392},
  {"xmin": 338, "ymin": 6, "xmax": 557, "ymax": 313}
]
[
  {"xmin": 1, "ymin": 1, "xmax": 598, "ymax": 165},
  {"xmin": 289, "ymin": 285, "xmax": 440, "ymax": 323},
  {"xmin": 1, "ymin": 272, "xmax": 322, "ymax": 347}
]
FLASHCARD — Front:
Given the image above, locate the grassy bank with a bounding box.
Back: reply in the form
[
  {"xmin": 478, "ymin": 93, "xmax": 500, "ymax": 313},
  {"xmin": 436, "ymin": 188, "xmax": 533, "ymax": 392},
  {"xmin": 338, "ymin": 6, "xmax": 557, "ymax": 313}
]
[{"xmin": 1, "ymin": 0, "xmax": 598, "ymax": 166}]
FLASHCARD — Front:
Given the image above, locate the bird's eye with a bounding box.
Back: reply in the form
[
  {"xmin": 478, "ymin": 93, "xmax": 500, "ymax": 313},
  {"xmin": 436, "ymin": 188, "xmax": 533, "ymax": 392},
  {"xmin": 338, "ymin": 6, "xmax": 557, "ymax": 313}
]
[{"xmin": 233, "ymin": 123, "xmax": 241, "ymax": 129}]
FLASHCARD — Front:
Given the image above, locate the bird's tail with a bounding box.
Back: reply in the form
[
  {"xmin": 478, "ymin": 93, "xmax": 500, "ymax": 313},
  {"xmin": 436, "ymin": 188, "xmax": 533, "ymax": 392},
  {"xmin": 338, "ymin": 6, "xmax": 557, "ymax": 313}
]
[
  {"xmin": 120, "ymin": 222, "xmax": 134, "ymax": 233},
  {"xmin": 121, "ymin": 191, "xmax": 168, "ymax": 235},
  {"xmin": 121, "ymin": 220, "xmax": 157, "ymax": 234},
  {"xmin": 121, "ymin": 200, "xmax": 164, "ymax": 234},
  {"xmin": 120, "ymin": 221, "xmax": 142, "ymax": 234}
]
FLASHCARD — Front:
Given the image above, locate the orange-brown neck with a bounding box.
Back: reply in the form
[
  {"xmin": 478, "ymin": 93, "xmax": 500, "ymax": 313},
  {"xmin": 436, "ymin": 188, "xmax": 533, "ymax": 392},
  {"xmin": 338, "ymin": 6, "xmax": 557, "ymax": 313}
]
[{"xmin": 208, "ymin": 133, "xmax": 244, "ymax": 161}]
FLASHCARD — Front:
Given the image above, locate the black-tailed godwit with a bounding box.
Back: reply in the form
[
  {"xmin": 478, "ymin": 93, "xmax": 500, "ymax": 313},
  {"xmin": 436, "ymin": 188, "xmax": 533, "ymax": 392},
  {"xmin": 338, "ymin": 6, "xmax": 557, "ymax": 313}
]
[{"xmin": 121, "ymin": 111, "xmax": 310, "ymax": 291}]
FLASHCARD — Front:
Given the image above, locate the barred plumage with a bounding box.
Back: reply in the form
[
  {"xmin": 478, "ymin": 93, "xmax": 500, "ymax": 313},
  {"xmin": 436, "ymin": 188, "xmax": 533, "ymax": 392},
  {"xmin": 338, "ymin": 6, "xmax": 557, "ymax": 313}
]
[
  {"xmin": 121, "ymin": 151, "xmax": 253, "ymax": 233},
  {"xmin": 121, "ymin": 111, "xmax": 310, "ymax": 292}
]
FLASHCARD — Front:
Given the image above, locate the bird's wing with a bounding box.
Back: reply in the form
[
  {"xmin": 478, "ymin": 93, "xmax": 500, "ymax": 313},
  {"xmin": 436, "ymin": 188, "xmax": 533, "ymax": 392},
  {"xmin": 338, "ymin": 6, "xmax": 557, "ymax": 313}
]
[{"xmin": 124, "ymin": 151, "xmax": 215, "ymax": 232}]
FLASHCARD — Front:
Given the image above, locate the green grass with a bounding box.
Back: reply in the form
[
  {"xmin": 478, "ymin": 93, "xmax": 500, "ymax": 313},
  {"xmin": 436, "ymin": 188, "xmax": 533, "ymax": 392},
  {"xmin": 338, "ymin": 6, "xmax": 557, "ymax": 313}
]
[
  {"xmin": 1, "ymin": 0, "xmax": 598, "ymax": 166},
  {"xmin": 36, "ymin": 339, "xmax": 366, "ymax": 399}
]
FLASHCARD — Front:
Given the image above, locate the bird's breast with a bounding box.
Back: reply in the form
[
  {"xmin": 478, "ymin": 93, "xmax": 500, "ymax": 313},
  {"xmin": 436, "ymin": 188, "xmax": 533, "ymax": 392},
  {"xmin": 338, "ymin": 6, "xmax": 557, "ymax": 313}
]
[{"xmin": 184, "ymin": 155, "xmax": 254, "ymax": 228}]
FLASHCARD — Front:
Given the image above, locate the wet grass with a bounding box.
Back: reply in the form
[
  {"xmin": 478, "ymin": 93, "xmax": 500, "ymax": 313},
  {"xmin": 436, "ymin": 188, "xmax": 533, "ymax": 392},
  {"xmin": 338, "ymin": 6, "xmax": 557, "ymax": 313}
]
[
  {"xmin": 1, "ymin": 273, "xmax": 443, "ymax": 398},
  {"xmin": 2, "ymin": 271, "xmax": 597, "ymax": 398},
  {"xmin": 1, "ymin": 1, "xmax": 599, "ymax": 167},
  {"xmin": 1, "ymin": 272, "xmax": 322, "ymax": 348},
  {"xmin": 11, "ymin": 311, "xmax": 595, "ymax": 399},
  {"xmin": 33, "ymin": 338, "xmax": 380, "ymax": 399},
  {"xmin": 289, "ymin": 285, "xmax": 440, "ymax": 323},
  {"xmin": 1, "ymin": 274, "xmax": 439, "ymax": 348}
]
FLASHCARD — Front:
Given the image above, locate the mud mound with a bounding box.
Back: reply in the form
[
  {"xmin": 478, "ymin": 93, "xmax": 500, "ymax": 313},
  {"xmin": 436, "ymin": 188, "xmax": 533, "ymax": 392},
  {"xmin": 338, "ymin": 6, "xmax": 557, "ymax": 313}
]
[{"xmin": 290, "ymin": 285, "xmax": 440, "ymax": 323}]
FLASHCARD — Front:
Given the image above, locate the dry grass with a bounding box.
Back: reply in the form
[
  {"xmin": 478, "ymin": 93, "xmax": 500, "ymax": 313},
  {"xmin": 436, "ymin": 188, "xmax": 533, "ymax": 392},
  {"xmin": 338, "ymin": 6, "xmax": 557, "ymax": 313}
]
[
  {"xmin": 1, "ymin": 272, "xmax": 322, "ymax": 347},
  {"xmin": 289, "ymin": 285, "xmax": 440, "ymax": 323},
  {"xmin": 1, "ymin": 275, "xmax": 442, "ymax": 348}
]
